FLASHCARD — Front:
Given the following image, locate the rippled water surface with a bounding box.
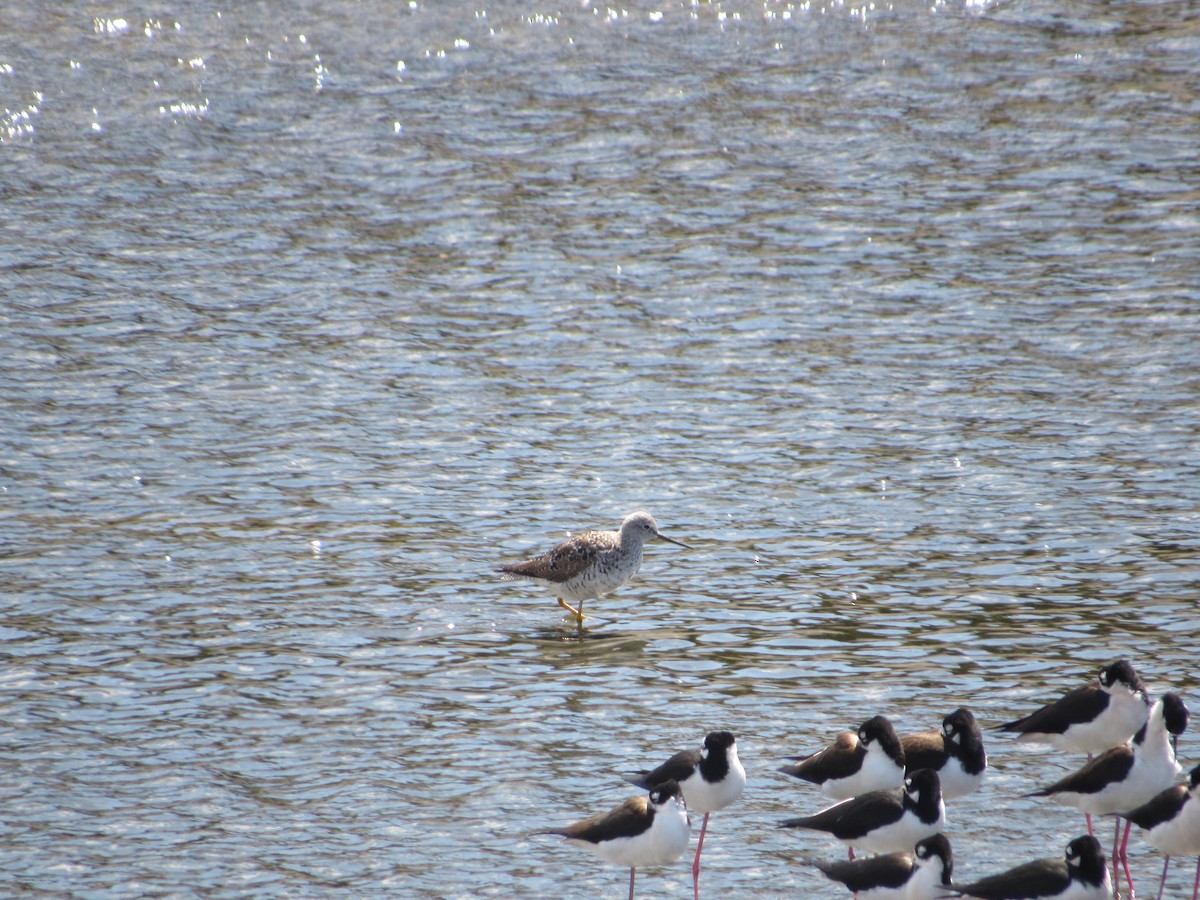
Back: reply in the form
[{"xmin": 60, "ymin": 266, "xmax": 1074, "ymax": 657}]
[{"xmin": 3, "ymin": 0, "xmax": 1199, "ymax": 897}]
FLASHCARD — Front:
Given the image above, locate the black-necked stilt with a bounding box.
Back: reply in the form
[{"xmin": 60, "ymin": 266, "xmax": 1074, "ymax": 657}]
[
  {"xmin": 498, "ymin": 511, "xmax": 691, "ymax": 625},
  {"xmin": 945, "ymin": 834, "xmax": 1111, "ymax": 899},
  {"xmin": 780, "ymin": 768, "xmax": 945, "ymax": 857},
  {"xmin": 812, "ymin": 832, "xmax": 954, "ymax": 899},
  {"xmin": 779, "ymin": 715, "xmax": 906, "ymax": 800},
  {"xmin": 626, "ymin": 731, "xmax": 745, "ymax": 900},
  {"xmin": 1121, "ymin": 761, "xmax": 1200, "ymax": 900},
  {"xmin": 1028, "ymin": 693, "xmax": 1188, "ymax": 896},
  {"xmin": 540, "ymin": 780, "xmax": 691, "ymax": 900},
  {"xmin": 998, "ymin": 659, "xmax": 1149, "ymax": 755},
  {"xmin": 901, "ymin": 707, "xmax": 987, "ymax": 801}
]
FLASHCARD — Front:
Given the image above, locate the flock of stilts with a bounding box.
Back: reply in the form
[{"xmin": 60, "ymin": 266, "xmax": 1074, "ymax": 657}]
[{"xmin": 498, "ymin": 513, "xmax": 1198, "ymax": 899}]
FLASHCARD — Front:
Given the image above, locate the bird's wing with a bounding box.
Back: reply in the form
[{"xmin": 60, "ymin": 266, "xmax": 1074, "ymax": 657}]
[
  {"xmin": 815, "ymin": 852, "xmax": 914, "ymax": 892},
  {"xmin": 547, "ymin": 795, "xmax": 651, "ymax": 843},
  {"xmin": 901, "ymin": 729, "xmax": 947, "ymax": 771},
  {"xmin": 999, "ymin": 686, "xmax": 1105, "ymax": 734},
  {"xmin": 780, "ymin": 733, "xmax": 864, "ymax": 782},
  {"xmin": 781, "ymin": 789, "xmax": 902, "ymax": 839},
  {"xmin": 950, "ymin": 858, "xmax": 1068, "ymax": 899},
  {"xmin": 627, "ymin": 749, "xmax": 703, "ymax": 790},
  {"xmin": 1122, "ymin": 783, "xmax": 1189, "ymax": 829},
  {"xmin": 498, "ymin": 531, "xmax": 615, "ymax": 584},
  {"xmin": 1028, "ymin": 746, "xmax": 1133, "ymax": 797}
]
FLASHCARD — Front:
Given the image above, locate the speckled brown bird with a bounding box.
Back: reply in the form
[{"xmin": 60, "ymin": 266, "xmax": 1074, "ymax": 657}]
[{"xmin": 498, "ymin": 511, "xmax": 691, "ymax": 624}]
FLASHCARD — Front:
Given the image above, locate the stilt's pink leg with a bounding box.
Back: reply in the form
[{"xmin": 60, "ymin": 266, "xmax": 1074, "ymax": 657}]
[
  {"xmin": 1155, "ymin": 855, "xmax": 1170, "ymax": 900},
  {"xmin": 1113, "ymin": 817, "xmax": 1123, "ymax": 897},
  {"xmin": 692, "ymin": 812, "xmax": 710, "ymax": 900},
  {"xmin": 1084, "ymin": 758, "xmax": 1094, "ymax": 844},
  {"xmin": 628, "ymin": 866, "xmax": 635, "ymax": 900},
  {"xmin": 1118, "ymin": 819, "xmax": 1135, "ymax": 900}
]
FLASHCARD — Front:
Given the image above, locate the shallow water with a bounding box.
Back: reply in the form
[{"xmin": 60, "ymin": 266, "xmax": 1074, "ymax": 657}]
[{"xmin": 2, "ymin": 0, "xmax": 1199, "ymax": 897}]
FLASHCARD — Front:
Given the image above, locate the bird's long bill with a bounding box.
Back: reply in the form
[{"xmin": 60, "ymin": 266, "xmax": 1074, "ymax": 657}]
[{"xmin": 658, "ymin": 533, "xmax": 692, "ymax": 549}]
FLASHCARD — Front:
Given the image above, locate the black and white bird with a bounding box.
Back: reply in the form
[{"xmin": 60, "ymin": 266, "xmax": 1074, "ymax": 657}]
[
  {"xmin": 811, "ymin": 832, "xmax": 954, "ymax": 899},
  {"xmin": 1028, "ymin": 693, "xmax": 1188, "ymax": 896},
  {"xmin": 780, "ymin": 715, "xmax": 906, "ymax": 800},
  {"xmin": 539, "ymin": 780, "xmax": 691, "ymax": 900},
  {"xmin": 626, "ymin": 731, "xmax": 745, "ymax": 900},
  {"xmin": 945, "ymin": 834, "xmax": 1112, "ymax": 900},
  {"xmin": 1120, "ymin": 762, "xmax": 1200, "ymax": 900},
  {"xmin": 901, "ymin": 708, "xmax": 987, "ymax": 801},
  {"xmin": 780, "ymin": 768, "xmax": 945, "ymax": 858},
  {"xmin": 998, "ymin": 659, "xmax": 1149, "ymax": 755}
]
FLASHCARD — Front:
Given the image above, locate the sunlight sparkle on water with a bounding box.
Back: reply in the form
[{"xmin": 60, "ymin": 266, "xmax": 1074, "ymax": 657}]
[
  {"xmin": 93, "ymin": 17, "xmax": 130, "ymax": 34},
  {"xmin": 1, "ymin": 98, "xmax": 39, "ymax": 142},
  {"xmin": 160, "ymin": 99, "xmax": 209, "ymax": 118}
]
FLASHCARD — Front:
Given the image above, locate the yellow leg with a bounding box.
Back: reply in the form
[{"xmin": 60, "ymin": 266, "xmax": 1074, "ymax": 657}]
[{"xmin": 557, "ymin": 597, "xmax": 590, "ymax": 622}]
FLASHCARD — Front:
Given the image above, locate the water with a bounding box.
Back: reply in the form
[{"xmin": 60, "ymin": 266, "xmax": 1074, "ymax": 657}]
[{"xmin": 2, "ymin": 0, "xmax": 1199, "ymax": 897}]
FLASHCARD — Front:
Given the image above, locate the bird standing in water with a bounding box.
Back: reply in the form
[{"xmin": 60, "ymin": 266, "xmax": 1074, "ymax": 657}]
[
  {"xmin": 780, "ymin": 768, "xmax": 945, "ymax": 860},
  {"xmin": 1121, "ymin": 762, "xmax": 1200, "ymax": 900},
  {"xmin": 498, "ymin": 511, "xmax": 691, "ymax": 625},
  {"xmin": 901, "ymin": 707, "xmax": 988, "ymax": 801},
  {"xmin": 998, "ymin": 660, "xmax": 1149, "ymax": 755},
  {"xmin": 539, "ymin": 780, "xmax": 691, "ymax": 900},
  {"xmin": 626, "ymin": 731, "xmax": 746, "ymax": 900},
  {"xmin": 945, "ymin": 834, "xmax": 1112, "ymax": 900},
  {"xmin": 779, "ymin": 715, "xmax": 906, "ymax": 800},
  {"xmin": 812, "ymin": 833, "xmax": 954, "ymax": 899}
]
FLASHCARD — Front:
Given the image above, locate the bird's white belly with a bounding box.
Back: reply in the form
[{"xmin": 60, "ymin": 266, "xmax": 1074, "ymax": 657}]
[
  {"xmin": 856, "ymin": 885, "xmax": 909, "ymax": 900},
  {"xmin": 682, "ymin": 758, "xmax": 746, "ymax": 814},
  {"xmin": 1039, "ymin": 697, "xmax": 1148, "ymax": 754},
  {"xmin": 937, "ymin": 760, "xmax": 984, "ymax": 801},
  {"xmin": 584, "ymin": 807, "xmax": 690, "ymax": 868},
  {"xmin": 856, "ymin": 817, "xmax": 941, "ymax": 855},
  {"xmin": 1148, "ymin": 799, "xmax": 1200, "ymax": 856},
  {"xmin": 559, "ymin": 550, "xmax": 643, "ymax": 602},
  {"xmin": 902, "ymin": 861, "xmax": 947, "ymax": 900}
]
